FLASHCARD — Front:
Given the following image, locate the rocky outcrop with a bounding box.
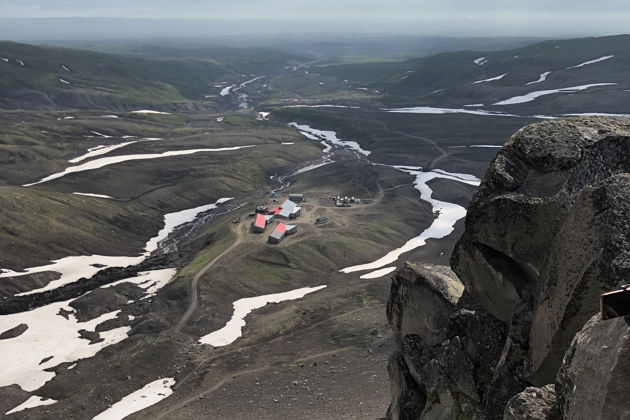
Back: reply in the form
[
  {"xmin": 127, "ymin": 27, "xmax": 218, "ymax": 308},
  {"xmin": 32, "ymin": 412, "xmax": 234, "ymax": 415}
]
[
  {"xmin": 387, "ymin": 117, "xmax": 630, "ymax": 419},
  {"xmin": 386, "ymin": 263, "xmax": 506, "ymax": 419},
  {"xmin": 503, "ymin": 385, "xmax": 559, "ymax": 420},
  {"xmin": 556, "ymin": 314, "xmax": 630, "ymax": 420}
]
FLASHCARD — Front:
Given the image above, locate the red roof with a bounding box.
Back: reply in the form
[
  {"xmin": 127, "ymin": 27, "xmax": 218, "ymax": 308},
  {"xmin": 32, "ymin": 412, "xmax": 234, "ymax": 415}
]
[
  {"xmin": 274, "ymin": 223, "xmax": 287, "ymax": 233},
  {"xmin": 269, "ymin": 207, "xmax": 282, "ymax": 214},
  {"xmin": 254, "ymin": 213, "xmax": 266, "ymax": 228}
]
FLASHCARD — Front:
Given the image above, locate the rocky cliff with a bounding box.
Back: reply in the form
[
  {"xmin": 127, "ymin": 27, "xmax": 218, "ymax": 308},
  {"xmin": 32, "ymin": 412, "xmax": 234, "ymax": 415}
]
[{"xmin": 386, "ymin": 117, "xmax": 630, "ymax": 420}]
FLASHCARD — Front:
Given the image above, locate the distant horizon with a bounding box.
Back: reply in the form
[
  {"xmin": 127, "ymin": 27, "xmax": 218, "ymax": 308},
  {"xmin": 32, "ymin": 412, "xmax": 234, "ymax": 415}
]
[{"xmin": 0, "ymin": 17, "xmax": 627, "ymax": 42}]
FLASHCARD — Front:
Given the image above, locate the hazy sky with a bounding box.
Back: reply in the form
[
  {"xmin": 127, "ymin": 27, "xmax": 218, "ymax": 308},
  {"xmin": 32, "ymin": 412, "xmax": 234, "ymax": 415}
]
[{"xmin": 1, "ymin": 0, "xmax": 629, "ymax": 37}]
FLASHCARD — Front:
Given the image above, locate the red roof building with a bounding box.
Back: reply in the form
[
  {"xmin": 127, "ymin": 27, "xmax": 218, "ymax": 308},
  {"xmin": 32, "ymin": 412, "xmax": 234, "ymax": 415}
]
[
  {"xmin": 253, "ymin": 213, "xmax": 267, "ymax": 233},
  {"xmin": 269, "ymin": 223, "xmax": 288, "ymax": 244}
]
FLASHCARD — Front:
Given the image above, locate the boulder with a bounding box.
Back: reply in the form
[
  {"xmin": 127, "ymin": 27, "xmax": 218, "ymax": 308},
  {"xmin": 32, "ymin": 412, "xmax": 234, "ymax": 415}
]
[
  {"xmin": 387, "ymin": 263, "xmax": 464, "ymax": 349},
  {"xmin": 556, "ymin": 315, "xmax": 630, "ymax": 420},
  {"xmin": 503, "ymin": 385, "xmax": 560, "ymax": 420}
]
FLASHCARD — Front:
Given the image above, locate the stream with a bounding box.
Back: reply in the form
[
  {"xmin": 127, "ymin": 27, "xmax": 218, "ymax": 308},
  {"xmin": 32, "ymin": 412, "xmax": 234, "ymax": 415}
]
[{"xmin": 287, "ymin": 123, "xmax": 481, "ymax": 279}]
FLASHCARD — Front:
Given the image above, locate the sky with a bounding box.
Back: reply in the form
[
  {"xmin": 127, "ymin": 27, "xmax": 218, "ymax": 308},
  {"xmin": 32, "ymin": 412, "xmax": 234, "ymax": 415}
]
[{"xmin": 0, "ymin": 0, "xmax": 629, "ymax": 38}]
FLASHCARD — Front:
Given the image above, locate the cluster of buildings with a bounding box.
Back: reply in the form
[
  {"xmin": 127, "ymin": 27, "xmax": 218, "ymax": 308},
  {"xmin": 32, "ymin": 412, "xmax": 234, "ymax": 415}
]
[
  {"xmin": 331, "ymin": 195, "xmax": 360, "ymax": 207},
  {"xmin": 251, "ymin": 194, "xmax": 304, "ymax": 244}
]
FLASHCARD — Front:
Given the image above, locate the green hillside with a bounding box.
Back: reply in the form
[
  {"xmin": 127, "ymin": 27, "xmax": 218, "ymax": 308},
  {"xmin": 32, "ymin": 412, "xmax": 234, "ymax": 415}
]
[
  {"xmin": 0, "ymin": 42, "xmax": 305, "ymax": 110},
  {"xmin": 312, "ymin": 35, "xmax": 630, "ymax": 114}
]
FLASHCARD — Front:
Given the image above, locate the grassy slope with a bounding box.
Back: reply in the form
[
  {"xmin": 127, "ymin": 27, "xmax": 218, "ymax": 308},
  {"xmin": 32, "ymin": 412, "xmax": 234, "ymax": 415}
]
[
  {"xmin": 0, "ymin": 111, "xmax": 322, "ymax": 269},
  {"xmin": 379, "ymin": 35, "xmax": 630, "ymax": 110},
  {"xmin": 0, "ymin": 186, "xmax": 161, "ymax": 270},
  {"xmin": 312, "ymin": 35, "xmax": 630, "ymax": 113},
  {"xmin": 0, "ymin": 41, "xmax": 305, "ymax": 109},
  {"xmin": 168, "ymin": 160, "xmax": 433, "ymax": 333}
]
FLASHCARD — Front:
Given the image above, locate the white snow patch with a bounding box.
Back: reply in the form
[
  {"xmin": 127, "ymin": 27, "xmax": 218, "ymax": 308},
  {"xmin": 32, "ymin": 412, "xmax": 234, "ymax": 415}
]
[
  {"xmin": 0, "ymin": 303, "xmax": 128, "ymax": 391},
  {"xmin": 360, "ymin": 267, "xmax": 397, "ymax": 279},
  {"xmin": 567, "ymin": 55, "xmax": 614, "ymax": 69},
  {"xmin": 89, "ymin": 131, "xmax": 112, "ymax": 138},
  {"xmin": 237, "ymin": 76, "xmax": 263, "ymax": 89},
  {"xmin": 100, "ymin": 115, "xmax": 119, "ymax": 119},
  {"xmin": 473, "ymin": 73, "xmax": 508, "ymax": 84},
  {"xmin": 288, "ymin": 123, "xmax": 371, "ymax": 156},
  {"xmin": 292, "ymin": 161, "xmax": 333, "ymax": 175},
  {"xmin": 69, "ymin": 141, "xmax": 140, "ymax": 163},
  {"xmin": 0, "ymin": 57, "xmax": 8, "ymax": 63},
  {"xmin": 62, "ymin": 65, "xmax": 70, "ymax": 72},
  {"xmin": 16, "ymin": 59, "xmax": 24, "ymax": 66},
  {"xmin": 220, "ymin": 85, "xmax": 234, "ymax": 96},
  {"xmin": 102, "ymin": 269, "xmax": 177, "ymax": 300},
  {"xmin": 285, "ymin": 105, "xmax": 360, "ymax": 109},
  {"xmin": 5, "ymin": 396, "xmax": 58, "ymax": 415},
  {"xmin": 384, "ymin": 106, "xmax": 519, "ymax": 118},
  {"xmin": 341, "ymin": 168, "xmax": 480, "ymax": 274},
  {"xmin": 72, "ymin": 192, "xmax": 114, "ymax": 199},
  {"xmin": 473, "ymin": 57, "xmax": 488, "ymax": 65},
  {"xmin": 199, "ymin": 286, "xmax": 327, "ymax": 347},
  {"xmin": 223, "ymin": 76, "xmax": 264, "ymax": 108},
  {"xmin": 493, "ymin": 83, "xmax": 617, "ymax": 105},
  {"xmin": 130, "ymin": 110, "xmax": 171, "ymax": 115},
  {"xmin": 92, "ymin": 378, "xmax": 176, "ymax": 420},
  {"xmin": 0, "ymin": 274, "xmax": 177, "ymax": 392},
  {"xmin": 256, "ymin": 112, "xmax": 270, "ymax": 121},
  {"xmin": 63, "ymin": 116, "xmax": 75, "ymax": 120},
  {"xmin": 24, "ymin": 146, "xmax": 254, "ymax": 186},
  {"xmin": 59, "ymin": 78, "xmax": 70, "ymax": 85},
  {"xmin": 463, "ymin": 104, "xmax": 485, "ymax": 107},
  {"xmin": 1, "ymin": 200, "xmax": 230, "ymax": 295},
  {"xmin": 526, "ymin": 71, "xmax": 551, "ymax": 85}
]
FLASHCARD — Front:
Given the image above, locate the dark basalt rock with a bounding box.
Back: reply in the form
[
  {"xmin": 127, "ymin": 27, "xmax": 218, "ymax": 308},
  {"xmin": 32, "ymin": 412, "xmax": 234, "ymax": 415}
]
[
  {"xmin": 386, "ymin": 117, "xmax": 630, "ymax": 420},
  {"xmin": 386, "ymin": 263, "xmax": 504, "ymax": 420},
  {"xmin": 0, "ymin": 323, "xmax": 28, "ymax": 339},
  {"xmin": 503, "ymin": 385, "xmax": 560, "ymax": 420},
  {"xmin": 556, "ymin": 315, "xmax": 630, "ymax": 420},
  {"xmin": 452, "ymin": 117, "xmax": 630, "ymax": 397}
]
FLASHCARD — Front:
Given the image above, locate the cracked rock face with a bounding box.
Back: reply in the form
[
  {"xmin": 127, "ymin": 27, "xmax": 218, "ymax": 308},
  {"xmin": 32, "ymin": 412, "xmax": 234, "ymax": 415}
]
[
  {"xmin": 386, "ymin": 263, "xmax": 505, "ymax": 420},
  {"xmin": 451, "ymin": 117, "xmax": 630, "ymax": 386},
  {"xmin": 387, "ymin": 117, "xmax": 630, "ymax": 420},
  {"xmin": 556, "ymin": 315, "xmax": 630, "ymax": 420}
]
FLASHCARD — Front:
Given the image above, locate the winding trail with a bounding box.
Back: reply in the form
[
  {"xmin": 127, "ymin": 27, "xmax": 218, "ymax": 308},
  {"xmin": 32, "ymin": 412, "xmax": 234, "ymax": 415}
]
[{"xmin": 174, "ymin": 226, "xmax": 244, "ymax": 333}]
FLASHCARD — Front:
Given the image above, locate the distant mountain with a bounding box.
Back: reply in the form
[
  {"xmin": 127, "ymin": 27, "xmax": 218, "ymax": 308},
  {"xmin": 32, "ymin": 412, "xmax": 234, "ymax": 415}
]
[
  {"xmin": 317, "ymin": 35, "xmax": 630, "ymax": 115},
  {"xmin": 52, "ymin": 35, "xmax": 542, "ymax": 62},
  {"xmin": 0, "ymin": 41, "xmax": 305, "ymax": 110}
]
